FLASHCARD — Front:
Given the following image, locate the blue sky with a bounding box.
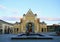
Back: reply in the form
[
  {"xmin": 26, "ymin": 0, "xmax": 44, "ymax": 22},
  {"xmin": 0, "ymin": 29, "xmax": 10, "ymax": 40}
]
[{"xmin": 0, "ymin": 0, "xmax": 60, "ymax": 25}]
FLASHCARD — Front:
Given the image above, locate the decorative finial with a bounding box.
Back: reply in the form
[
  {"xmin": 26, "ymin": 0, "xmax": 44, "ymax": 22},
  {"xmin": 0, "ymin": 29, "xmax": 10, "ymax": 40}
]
[
  {"xmin": 28, "ymin": 9, "xmax": 32, "ymax": 12},
  {"xmin": 35, "ymin": 14, "xmax": 37, "ymax": 16},
  {"xmin": 23, "ymin": 14, "xmax": 25, "ymax": 16}
]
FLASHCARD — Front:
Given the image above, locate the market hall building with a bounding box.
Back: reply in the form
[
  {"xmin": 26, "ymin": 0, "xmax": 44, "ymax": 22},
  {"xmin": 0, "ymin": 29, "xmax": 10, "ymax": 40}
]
[
  {"xmin": 0, "ymin": 9, "xmax": 60, "ymax": 34},
  {"xmin": 13, "ymin": 9, "xmax": 47, "ymax": 34}
]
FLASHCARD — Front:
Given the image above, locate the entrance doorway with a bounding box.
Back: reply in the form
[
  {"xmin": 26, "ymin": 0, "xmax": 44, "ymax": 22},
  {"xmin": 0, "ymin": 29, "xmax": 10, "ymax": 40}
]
[{"xmin": 26, "ymin": 22, "xmax": 34, "ymax": 33}]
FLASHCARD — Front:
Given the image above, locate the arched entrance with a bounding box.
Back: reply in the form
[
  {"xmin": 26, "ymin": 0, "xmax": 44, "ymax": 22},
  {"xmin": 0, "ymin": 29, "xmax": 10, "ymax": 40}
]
[{"xmin": 26, "ymin": 22, "xmax": 34, "ymax": 33}]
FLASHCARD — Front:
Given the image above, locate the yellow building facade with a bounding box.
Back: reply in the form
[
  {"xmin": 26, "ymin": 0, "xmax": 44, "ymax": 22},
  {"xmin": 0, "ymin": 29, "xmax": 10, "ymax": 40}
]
[{"xmin": 13, "ymin": 9, "xmax": 47, "ymax": 34}]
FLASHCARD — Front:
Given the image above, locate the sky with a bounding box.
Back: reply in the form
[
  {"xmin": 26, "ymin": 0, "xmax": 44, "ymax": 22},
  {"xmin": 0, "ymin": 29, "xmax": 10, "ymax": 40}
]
[{"xmin": 0, "ymin": 0, "xmax": 60, "ymax": 25}]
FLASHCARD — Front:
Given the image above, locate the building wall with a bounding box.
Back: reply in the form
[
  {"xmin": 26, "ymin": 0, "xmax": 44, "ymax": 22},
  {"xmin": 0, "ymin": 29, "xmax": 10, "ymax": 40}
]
[
  {"xmin": 0, "ymin": 23, "xmax": 3, "ymax": 34},
  {"xmin": 40, "ymin": 24, "xmax": 47, "ymax": 32},
  {"xmin": 0, "ymin": 20, "xmax": 13, "ymax": 34},
  {"xmin": 13, "ymin": 23, "xmax": 20, "ymax": 34},
  {"xmin": 2, "ymin": 23, "xmax": 13, "ymax": 34},
  {"xmin": 47, "ymin": 26, "xmax": 55, "ymax": 32},
  {"xmin": 47, "ymin": 24, "xmax": 60, "ymax": 32},
  {"xmin": 13, "ymin": 9, "xmax": 47, "ymax": 34}
]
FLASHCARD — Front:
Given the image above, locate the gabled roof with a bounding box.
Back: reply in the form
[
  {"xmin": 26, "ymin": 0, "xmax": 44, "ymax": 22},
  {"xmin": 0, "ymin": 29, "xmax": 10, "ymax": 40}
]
[{"xmin": 25, "ymin": 9, "xmax": 35, "ymax": 17}]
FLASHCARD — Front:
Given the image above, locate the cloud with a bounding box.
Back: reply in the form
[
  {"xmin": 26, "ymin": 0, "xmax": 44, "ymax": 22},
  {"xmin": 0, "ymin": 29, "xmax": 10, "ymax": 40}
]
[
  {"xmin": 0, "ymin": 16, "xmax": 60, "ymax": 22},
  {"xmin": 0, "ymin": 16, "xmax": 20, "ymax": 21},
  {"xmin": 0, "ymin": 5, "xmax": 6, "ymax": 9},
  {"xmin": 40, "ymin": 17, "xmax": 60, "ymax": 21},
  {"xmin": 0, "ymin": 5, "xmax": 20, "ymax": 15}
]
